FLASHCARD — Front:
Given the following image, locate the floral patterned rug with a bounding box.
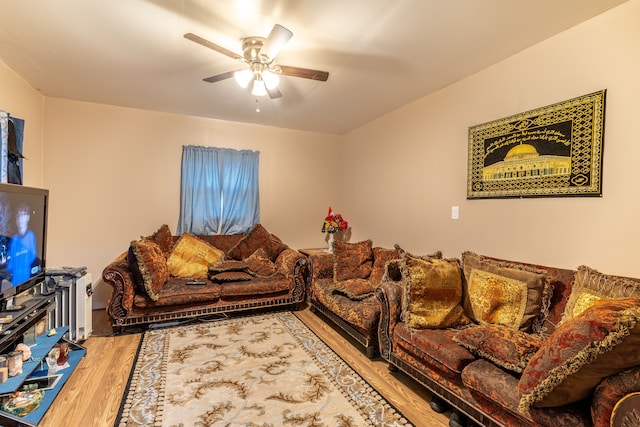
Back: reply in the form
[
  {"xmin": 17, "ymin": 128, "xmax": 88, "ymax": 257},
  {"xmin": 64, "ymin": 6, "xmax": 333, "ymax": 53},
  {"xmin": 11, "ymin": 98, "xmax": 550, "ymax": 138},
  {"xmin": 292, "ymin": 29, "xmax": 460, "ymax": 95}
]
[{"xmin": 116, "ymin": 311, "xmax": 412, "ymax": 426}]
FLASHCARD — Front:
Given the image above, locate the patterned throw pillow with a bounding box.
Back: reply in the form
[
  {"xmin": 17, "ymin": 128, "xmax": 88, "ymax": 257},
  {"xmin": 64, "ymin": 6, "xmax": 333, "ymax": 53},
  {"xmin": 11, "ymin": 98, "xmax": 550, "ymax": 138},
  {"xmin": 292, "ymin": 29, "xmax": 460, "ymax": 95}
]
[
  {"xmin": 368, "ymin": 246, "xmax": 400, "ymax": 284},
  {"xmin": 382, "ymin": 247, "xmax": 442, "ymax": 282},
  {"xmin": 561, "ymin": 265, "xmax": 640, "ymax": 324},
  {"xmin": 462, "ymin": 251, "xmax": 551, "ymax": 332},
  {"xmin": 454, "ymin": 324, "xmax": 543, "ymax": 373},
  {"xmin": 382, "ymin": 247, "xmax": 442, "ymax": 283},
  {"xmin": 402, "ymin": 256, "xmax": 470, "ymax": 329},
  {"xmin": 209, "ymin": 271, "xmax": 253, "ymax": 282},
  {"xmin": 244, "ymin": 248, "xmax": 278, "ymax": 277},
  {"xmin": 167, "ymin": 233, "xmax": 225, "ymax": 279},
  {"xmin": 128, "ymin": 239, "xmax": 169, "ymax": 301},
  {"xmin": 227, "ymin": 224, "xmax": 288, "ymax": 261},
  {"xmin": 333, "ymin": 240, "xmax": 374, "ymax": 282},
  {"xmin": 518, "ymin": 298, "xmax": 640, "ymax": 411},
  {"xmin": 144, "ymin": 224, "xmax": 174, "ymax": 259},
  {"xmin": 467, "ymin": 269, "xmax": 529, "ymax": 330},
  {"xmin": 332, "ymin": 279, "xmax": 375, "ymax": 301},
  {"xmin": 208, "ymin": 260, "xmax": 249, "ymax": 274}
]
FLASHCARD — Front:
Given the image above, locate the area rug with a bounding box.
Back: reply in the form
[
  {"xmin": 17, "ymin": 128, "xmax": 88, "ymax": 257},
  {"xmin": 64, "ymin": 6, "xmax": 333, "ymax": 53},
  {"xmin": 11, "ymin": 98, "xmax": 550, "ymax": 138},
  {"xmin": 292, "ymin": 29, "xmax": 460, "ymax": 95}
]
[{"xmin": 116, "ymin": 311, "xmax": 412, "ymax": 426}]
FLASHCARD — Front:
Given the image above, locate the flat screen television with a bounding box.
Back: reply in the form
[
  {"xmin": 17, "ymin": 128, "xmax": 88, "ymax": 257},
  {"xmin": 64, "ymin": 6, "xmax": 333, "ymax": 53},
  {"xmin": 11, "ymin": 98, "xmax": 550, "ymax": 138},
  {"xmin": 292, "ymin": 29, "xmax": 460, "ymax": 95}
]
[{"xmin": 0, "ymin": 183, "xmax": 48, "ymax": 305}]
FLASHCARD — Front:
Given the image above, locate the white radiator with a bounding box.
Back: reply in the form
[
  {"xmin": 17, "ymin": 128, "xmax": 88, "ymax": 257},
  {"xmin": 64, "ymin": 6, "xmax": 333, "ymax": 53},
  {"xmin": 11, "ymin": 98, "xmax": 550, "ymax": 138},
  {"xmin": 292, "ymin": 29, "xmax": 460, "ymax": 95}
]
[{"xmin": 43, "ymin": 272, "xmax": 93, "ymax": 342}]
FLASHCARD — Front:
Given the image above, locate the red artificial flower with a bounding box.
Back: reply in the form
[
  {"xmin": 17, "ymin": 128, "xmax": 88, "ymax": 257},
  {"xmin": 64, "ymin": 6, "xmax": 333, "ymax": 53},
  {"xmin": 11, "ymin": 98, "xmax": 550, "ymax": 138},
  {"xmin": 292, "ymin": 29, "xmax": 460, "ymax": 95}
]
[{"xmin": 321, "ymin": 207, "xmax": 348, "ymax": 233}]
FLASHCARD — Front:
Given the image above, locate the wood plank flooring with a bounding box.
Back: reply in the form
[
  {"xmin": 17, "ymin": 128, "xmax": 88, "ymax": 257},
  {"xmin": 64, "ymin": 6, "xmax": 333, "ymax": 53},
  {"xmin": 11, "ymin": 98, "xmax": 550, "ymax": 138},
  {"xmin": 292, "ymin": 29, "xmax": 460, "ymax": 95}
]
[
  {"xmin": 39, "ymin": 307, "xmax": 450, "ymax": 427},
  {"xmin": 295, "ymin": 309, "xmax": 451, "ymax": 427},
  {"xmin": 37, "ymin": 310, "xmax": 141, "ymax": 426}
]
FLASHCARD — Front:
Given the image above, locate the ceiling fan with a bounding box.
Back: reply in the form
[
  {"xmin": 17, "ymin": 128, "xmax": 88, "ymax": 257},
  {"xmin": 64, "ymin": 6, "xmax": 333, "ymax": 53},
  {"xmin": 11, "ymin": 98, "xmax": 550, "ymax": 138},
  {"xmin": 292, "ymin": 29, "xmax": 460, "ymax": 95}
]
[{"xmin": 184, "ymin": 24, "xmax": 329, "ymax": 100}]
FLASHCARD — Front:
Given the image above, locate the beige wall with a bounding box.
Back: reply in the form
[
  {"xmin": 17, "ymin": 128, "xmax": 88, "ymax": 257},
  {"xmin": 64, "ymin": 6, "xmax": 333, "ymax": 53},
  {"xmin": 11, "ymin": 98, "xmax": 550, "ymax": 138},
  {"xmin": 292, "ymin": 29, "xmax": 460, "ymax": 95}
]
[
  {"xmin": 2, "ymin": 0, "xmax": 639, "ymax": 308},
  {"xmin": 343, "ymin": 0, "xmax": 640, "ymax": 277},
  {"xmin": 41, "ymin": 99, "xmax": 342, "ymax": 306}
]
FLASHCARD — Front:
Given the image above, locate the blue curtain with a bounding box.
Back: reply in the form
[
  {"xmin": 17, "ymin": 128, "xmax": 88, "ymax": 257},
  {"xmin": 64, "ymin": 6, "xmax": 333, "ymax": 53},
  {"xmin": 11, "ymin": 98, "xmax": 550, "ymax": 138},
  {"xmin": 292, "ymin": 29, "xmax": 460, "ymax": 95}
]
[{"xmin": 177, "ymin": 145, "xmax": 260, "ymax": 235}]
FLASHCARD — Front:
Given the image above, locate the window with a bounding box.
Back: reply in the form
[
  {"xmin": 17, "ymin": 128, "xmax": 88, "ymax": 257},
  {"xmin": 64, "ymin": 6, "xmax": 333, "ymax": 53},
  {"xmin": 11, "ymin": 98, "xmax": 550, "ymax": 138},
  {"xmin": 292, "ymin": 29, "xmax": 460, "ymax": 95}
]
[{"xmin": 177, "ymin": 145, "xmax": 260, "ymax": 235}]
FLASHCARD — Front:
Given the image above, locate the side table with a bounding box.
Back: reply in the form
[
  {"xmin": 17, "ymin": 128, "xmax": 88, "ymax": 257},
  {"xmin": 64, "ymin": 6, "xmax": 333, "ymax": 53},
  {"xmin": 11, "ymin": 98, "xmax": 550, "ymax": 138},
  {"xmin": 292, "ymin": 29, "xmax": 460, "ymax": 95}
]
[
  {"xmin": 298, "ymin": 249, "xmax": 333, "ymax": 301},
  {"xmin": 299, "ymin": 248, "xmax": 331, "ymax": 257}
]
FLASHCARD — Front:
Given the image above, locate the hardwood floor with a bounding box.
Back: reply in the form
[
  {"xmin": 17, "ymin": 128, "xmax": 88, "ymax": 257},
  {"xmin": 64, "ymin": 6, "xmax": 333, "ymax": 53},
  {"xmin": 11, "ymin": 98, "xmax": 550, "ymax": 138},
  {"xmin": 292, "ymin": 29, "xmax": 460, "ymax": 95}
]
[
  {"xmin": 40, "ymin": 307, "xmax": 450, "ymax": 427},
  {"xmin": 38, "ymin": 310, "xmax": 141, "ymax": 426},
  {"xmin": 295, "ymin": 309, "xmax": 451, "ymax": 427}
]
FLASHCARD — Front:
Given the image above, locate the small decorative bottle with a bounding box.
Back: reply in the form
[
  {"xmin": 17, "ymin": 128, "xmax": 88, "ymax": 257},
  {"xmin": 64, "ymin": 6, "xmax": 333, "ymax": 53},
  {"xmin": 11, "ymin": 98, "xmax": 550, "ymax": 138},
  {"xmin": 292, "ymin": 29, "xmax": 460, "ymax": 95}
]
[{"xmin": 7, "ymin": 350, "xmax": 23, "ymax": 377}]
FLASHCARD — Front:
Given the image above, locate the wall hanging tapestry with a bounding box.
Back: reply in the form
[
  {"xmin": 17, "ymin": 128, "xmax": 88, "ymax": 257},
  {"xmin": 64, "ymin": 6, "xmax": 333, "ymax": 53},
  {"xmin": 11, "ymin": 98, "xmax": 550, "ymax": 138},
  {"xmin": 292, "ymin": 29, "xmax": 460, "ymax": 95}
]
[
  {"xmin": 0, "ymin": 110, "xmax": 25, "ymax": 185},
  {"xmin": 467, "ymin": 90, "xmax": 605, "ymax": 199},
  {"xmin": 116, "ymin": 311, "xmax": 412, "ymax": 426}
]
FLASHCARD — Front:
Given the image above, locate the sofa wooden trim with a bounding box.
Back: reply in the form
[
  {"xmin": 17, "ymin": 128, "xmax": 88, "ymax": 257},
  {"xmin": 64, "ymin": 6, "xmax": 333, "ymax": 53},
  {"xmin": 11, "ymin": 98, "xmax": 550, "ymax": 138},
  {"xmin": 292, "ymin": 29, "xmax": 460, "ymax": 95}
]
[{"xmin": 112, "ymin": 293, "xmax": 305, "ymax": 329}]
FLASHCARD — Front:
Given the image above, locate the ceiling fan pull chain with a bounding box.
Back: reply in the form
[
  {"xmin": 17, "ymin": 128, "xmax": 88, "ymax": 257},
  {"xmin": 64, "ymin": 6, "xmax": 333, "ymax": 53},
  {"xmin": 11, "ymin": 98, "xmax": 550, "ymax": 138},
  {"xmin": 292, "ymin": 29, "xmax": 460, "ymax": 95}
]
[{"xmin": 255, "ymin": 98, "xmax": 260, "ymax": 113}]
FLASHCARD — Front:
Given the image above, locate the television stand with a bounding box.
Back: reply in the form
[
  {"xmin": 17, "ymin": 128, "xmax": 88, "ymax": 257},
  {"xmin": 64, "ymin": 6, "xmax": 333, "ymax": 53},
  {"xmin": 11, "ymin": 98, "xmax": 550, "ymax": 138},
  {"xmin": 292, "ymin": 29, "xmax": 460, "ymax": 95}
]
[
  {"xmin": 0, "ymin": 326, "xmax": 85, "ymax": 426},
  {"xmin": 0, "ymin": 295, "xmax": 54, "ymax": 354},
  {"xmin": 0, "ymin": 293, "xmax": 86, "ymax": 426},
  {"xmin": 3, "ymin": 305, "xmax": 26, "ymax": 312}
]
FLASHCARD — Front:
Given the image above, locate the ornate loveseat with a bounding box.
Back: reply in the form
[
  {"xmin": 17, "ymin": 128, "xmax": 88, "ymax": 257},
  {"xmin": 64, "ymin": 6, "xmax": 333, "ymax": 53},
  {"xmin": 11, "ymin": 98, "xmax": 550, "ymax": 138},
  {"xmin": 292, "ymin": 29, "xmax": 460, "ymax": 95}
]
[
  {"xmin": 103, "ymin": 224, "xmax": 307, "ymax": 332},
  {"xmin": 306, "ymin": 240, "xmax": 403, "ymax": 358},
  {"xmin": 376, "ymin": 251, "xmax": 640, "ymax": 427}
]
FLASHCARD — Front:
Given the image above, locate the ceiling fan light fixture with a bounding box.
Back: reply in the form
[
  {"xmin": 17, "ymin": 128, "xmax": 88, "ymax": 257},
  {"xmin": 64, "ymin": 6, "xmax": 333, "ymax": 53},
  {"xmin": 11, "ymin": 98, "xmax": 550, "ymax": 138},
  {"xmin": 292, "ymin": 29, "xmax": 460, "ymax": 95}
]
[
  {"xmin": 262, "ymin": 70, "xmax": 279, "ymax": 90},
  {"xmin": 251, "ymin": 78, "xmax": 267, "ymax": 97},
  {"xmin": 234, "ymin": 69, "xmax": 253, "ymax": 88}
]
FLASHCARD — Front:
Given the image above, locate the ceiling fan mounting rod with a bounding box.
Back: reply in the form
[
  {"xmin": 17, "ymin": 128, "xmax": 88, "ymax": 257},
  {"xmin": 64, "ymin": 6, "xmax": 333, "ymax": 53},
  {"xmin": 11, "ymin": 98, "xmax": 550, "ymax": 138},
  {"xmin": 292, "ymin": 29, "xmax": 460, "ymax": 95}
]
[
  {"xmin": 242, "ymin": 37, "xmax": 269, "ymax": 64},
  {"xmin": 250, "ymin": 62, "xmax": 267, "ymax": 74}
]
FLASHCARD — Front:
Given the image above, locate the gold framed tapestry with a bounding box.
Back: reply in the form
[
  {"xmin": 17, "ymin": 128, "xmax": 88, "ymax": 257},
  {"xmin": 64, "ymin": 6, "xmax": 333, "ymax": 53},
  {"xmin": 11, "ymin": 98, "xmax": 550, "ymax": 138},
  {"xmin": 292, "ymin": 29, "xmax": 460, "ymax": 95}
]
[{"xmin": 467, "ymin": 90, "xmax": 606, "ymax": 199}]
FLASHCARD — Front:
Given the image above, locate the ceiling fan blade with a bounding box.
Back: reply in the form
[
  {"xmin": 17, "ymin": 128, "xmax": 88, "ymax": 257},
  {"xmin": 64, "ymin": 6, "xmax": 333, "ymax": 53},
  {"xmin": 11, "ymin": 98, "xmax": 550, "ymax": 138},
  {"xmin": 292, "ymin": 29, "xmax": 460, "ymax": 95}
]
[
  {"xmin": 203, "ymin": 70, "xmax": 240, "ymax": 83},
  {"xmin": 259, "ymin": 24, "xmax": 293, "ymax": 61},
  {"xmin": 184, "ymin": 32, "xmax": 242, "ymax": 61},
  {"xmin": 266, "ymin": 86, "xmax": 283, "ymax": 99},
  {"xmin": 278, "ymin": 65, "xmax": 329, "ymax": 82}
]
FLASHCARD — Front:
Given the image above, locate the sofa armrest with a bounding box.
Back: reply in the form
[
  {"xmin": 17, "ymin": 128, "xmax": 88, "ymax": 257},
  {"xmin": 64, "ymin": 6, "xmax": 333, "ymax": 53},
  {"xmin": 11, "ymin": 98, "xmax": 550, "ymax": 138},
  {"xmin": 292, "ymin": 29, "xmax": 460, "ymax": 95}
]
[
  {"xmin": 292, "ymin": 254, "xmax": 309, "ymax": 302},
  {"xmin": 609, "ymin": 393, "xmax": 640, "ymax": 427},
  {"xmin": 592, "ymin": 366, "xmax": 640, "ymax": 426},
  {"xmin": 376, "ymin": 281, "xmax": 403, "ymax": 360},
  {"xmin": 308, "ymin": 253, "xmax": 334, "ymax": 282},
  {"xmin": 276, "ymin": 248, "xmax": 308, "ymax": 302},
  {"xmin": 303, "ymin": 253, "xmax": 333, "ymax": 303},
  {"xmin": 102, "ymin": 251, "xmax": 136, "ymax": 324}
]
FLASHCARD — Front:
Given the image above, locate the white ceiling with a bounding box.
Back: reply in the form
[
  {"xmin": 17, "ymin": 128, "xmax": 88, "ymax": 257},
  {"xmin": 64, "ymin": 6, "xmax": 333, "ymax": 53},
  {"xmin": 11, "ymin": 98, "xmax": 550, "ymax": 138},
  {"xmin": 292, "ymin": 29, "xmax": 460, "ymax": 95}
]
[{"xmin": 0, "ymin": 0, "xmax": 628, "ymax": 135}]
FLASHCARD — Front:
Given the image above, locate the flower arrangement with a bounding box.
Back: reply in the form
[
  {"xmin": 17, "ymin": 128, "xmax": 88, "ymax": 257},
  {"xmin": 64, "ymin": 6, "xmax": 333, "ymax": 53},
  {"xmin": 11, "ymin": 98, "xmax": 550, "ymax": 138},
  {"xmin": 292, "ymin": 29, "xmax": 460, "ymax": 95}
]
[{"xmin": 321, "ymin": 207, "xmax": 348, "ymax": 234}]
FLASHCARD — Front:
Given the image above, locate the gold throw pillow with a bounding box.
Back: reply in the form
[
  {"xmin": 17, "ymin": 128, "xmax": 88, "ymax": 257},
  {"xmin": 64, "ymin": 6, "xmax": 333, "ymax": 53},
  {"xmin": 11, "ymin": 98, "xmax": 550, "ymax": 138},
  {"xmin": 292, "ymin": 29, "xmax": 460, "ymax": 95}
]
[
  {"xmin": 167, "ymin": 233, "xmax": 224, "ymax": 278},
  {"xmin": 466, "ymin": 269, "xmax": 528, "ymax": 330},
  {"xmin": 402, "ymin": 256, "xmax": 470, "ymax": 329},
  {"xmin": 461, "ymin": 251, "xmax": 551, "ymax": 332},
  {"xmin": 560, "ymin": 265, "xmax": 640, "ymax": 324}
]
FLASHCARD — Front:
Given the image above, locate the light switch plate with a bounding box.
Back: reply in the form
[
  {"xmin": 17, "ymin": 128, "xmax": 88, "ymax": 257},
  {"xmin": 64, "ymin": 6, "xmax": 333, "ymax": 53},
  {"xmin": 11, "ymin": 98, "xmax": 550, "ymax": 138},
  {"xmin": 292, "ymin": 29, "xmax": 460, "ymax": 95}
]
[{"xmin": 451, "ymin": 206, "xmax": 459, "ymax": 220}]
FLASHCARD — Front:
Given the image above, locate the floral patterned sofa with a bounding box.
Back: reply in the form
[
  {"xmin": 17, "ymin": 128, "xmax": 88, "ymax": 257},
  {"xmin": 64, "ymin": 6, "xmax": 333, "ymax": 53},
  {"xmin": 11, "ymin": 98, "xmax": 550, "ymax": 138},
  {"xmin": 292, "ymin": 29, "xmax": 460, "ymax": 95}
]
[
  {"xmin": 306, "ymin": 239, "xmax": 443, "ymax": 358},
  {"xmin": 306, "ymin": 240, "xmax": 405, "ymax": 358},
  {"xmin": 376, "ymin": 251, "xmax": 640, "ymax": 427},
  {"xmin": 103, "ymin": 224, "xmax": 307, "ymax": 332}
]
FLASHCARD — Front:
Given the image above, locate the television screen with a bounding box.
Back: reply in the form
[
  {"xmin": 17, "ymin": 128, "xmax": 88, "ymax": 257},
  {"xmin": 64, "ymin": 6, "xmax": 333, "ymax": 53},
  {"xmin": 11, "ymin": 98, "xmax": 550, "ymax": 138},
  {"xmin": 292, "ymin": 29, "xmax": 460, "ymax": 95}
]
[{"xmin": 0, "ymin": 183, "xmax": 48, "ymax": 303}]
